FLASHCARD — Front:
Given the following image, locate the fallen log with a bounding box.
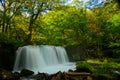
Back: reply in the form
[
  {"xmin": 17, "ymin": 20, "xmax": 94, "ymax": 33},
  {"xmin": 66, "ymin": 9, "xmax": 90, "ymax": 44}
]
[{"xmin": 66, "ymin": 72, "xmax": 91, "ymax": 76}]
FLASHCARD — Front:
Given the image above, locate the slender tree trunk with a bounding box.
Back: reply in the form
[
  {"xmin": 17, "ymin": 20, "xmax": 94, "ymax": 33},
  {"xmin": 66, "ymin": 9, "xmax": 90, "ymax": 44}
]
[
  {"xmin": 26, "ymin": 16, "xmax": 34, "ymax": 44},
  {"xmin": 2, "ymin": 12, "xmax": 5, "ymax": 32},
  {"xmin": 25, "ymin": 9, "xmax": 41, "ymax": 44}
]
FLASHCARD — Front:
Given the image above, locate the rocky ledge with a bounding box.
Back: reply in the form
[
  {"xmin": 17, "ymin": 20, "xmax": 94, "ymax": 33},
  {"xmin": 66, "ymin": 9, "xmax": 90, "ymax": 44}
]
[{"xmin": 0, "ymin": 68, "xmax": 119, "ymax": 80}]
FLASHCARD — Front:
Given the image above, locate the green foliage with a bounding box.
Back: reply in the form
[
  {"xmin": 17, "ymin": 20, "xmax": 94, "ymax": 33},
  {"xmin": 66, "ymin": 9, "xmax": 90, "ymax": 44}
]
[
  {"xmin": 106, "ymin": 13, "xmax": 120, "ymax": 57},
  {"xmin": 77, "ymin": 59, "xmax": 118, "ymax": 79},
  {"xmin": 41, "ymin": 6, "xmax": 87, "ymax": 46},
  {"xmin": 76, "ymin": 59, "xmax": 120, "ymax": 78},
  {"xmin": 95, "ymin": 63, "xmax": 113, "ymax": 74},
  {"xmin": 107, "ymin": 13, "xmax": 120, "ymax": 34},
  {"xmin": 76, "ymin": 61, "xmax": 94, "ymax": 73},
  {"xmin": 85, "ymin": 0, "xmax": 120, "ymax": 58},
  {"xmin": 86, "ymin": 59, "xmax": 120, "ymax": 70},
  {"xmin": 0, "ymin": 0, "xmax": 69, "ymax": 46},
  {"xmin": 0, "ymin": 0, "xmax": 120, "ymax": 59}
]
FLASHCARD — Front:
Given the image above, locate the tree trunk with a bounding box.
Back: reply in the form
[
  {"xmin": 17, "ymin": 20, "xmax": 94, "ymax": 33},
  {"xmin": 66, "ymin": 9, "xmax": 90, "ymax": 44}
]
[{"xmin": 25, "ymin": 15, "xmax": 34, "ymax": 44}]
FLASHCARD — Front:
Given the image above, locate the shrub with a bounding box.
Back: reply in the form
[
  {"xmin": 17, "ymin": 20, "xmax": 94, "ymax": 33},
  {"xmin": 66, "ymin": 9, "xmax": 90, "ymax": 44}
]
[{"xmin": 76, "ymin": 61, "xmax": 94, "ymax": 73}]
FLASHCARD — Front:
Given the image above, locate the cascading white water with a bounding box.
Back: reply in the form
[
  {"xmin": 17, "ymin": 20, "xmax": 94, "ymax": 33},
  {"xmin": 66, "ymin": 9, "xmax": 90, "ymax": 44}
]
[
  {"xmin": 13, "ymin": 45, "xmax": 75, "ymax": 74},
  {"xmin": 55, "ymin": 46, "xmax": 69, "ymax": 63}
]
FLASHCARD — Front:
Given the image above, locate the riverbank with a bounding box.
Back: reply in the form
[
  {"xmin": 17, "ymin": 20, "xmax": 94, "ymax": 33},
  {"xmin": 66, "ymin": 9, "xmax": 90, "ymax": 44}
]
[{"xmin": 0, "ymin": 65, "xmax": 119, "ymax": 80}]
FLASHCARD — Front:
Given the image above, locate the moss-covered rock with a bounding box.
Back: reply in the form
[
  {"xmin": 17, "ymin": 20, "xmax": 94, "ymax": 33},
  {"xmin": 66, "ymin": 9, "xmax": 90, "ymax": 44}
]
[{"xmin": 76, "ymin": 61, "xmax": 93, "ymax": 73}]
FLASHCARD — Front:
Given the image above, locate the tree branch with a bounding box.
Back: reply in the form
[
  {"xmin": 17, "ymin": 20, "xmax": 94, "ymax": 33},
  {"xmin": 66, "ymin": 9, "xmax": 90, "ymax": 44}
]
[{"xmin": 34, "ymin": 2, "xmax": 43, "ymax": 20}]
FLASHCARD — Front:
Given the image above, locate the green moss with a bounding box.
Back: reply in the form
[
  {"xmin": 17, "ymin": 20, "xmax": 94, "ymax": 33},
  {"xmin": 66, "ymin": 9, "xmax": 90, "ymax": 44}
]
[
  {"xmin": 76, "ymin": 61, "xmax": 94, "ymax": 73},
  {"xmin": 76, "ymin": 59, "xmax": 120, "ymax": 79}
]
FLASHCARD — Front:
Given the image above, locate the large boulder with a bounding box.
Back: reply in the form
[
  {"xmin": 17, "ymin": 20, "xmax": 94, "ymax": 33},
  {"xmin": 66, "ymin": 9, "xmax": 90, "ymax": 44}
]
[
  {"xmin": 76, "ymin": 62, "xmax": 93, "ymax": 73},
  {"xmin": 50, "ymin": 71, "xmax": 67, "ymax": 80},
  {"xmin": 20, "ymin": 69, "xmax": 34, "ymax": 77},
  {"xmin": 34, "ymin": 72, "xmax": 50, "ymax": 80}
]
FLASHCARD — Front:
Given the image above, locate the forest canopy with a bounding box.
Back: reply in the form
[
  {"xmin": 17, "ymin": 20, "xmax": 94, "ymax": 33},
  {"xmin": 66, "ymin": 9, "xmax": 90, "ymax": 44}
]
[{"xmin": 0, "ymin": 0, "xmax": 120, "ymax": 58}]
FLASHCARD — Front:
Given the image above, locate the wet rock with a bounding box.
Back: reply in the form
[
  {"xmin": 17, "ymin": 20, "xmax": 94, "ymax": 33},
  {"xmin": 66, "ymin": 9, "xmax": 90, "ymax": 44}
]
[
  {"xmin": 114, "ymin": 71, "xmax": 120, "ymax": 80},
  {"xmin": 13, "ymin": 72, "xmax": 20, "ymax": 80},
  {"xmin": 0, "ymin": 68, "xmax": 16, "ymax": 80},
  {"xmin": 50, "ymin": 71, "xmax": 67, "ymax": 80},
  {"xmin": 20, "ymin": 69, "xmax": 34, "ymax": 77},
  {"xmin": 34, "ymin": 72, "xmax": 50, "ymax": 80},
  {"xmin": 68, "ymin": 69, "xmax": 74, "ymax": 72},
  {"xmin": 34, "ymin": 71, "xmax": 94, "ymax": 80}
]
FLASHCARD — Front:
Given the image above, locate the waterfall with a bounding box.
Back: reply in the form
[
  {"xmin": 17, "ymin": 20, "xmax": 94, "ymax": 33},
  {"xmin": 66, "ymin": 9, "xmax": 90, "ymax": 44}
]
[{"xmin": 13, "ymin": 45, "xmax": 75, "ymax": 74}]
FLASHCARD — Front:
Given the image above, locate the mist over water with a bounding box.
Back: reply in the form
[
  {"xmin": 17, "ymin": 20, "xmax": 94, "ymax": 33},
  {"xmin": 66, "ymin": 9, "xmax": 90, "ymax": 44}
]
[{"xmin": 13, "ymin": 45, "xmax": 76, "ymax": 74}]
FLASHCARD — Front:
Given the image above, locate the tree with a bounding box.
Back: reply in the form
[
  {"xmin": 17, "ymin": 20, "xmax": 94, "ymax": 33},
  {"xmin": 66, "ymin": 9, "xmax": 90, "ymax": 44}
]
[
  {"xmin": 19, "ymin": 0, "xmax": 68, "ymax": 44},
  {"xmin": 86, "ymin": 10, "xmax": 102, "ymax": 57},
  {"xmin": 0, "ymin": 0, "xmax": 68, "ymax": 44},
  {"xmin": 0, "ymin": 0, "xmax": 22, "ymax": 33},
  {"xmin": 106, "ymin": 13, "xmax": 120, "ymax": 57},
  {"xmin": 86, "ymin": 0, "xmax": 120, "ymax": 57},
  {"xmin": 41, "ymin": 6, "xmax": 88, "ymax": 47}
]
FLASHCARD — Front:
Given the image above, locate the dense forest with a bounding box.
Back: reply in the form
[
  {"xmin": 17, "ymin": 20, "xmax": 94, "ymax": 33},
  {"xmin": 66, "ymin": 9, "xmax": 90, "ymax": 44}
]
[{"xmin": 0, "ymin": 0, "xmax": 120, "ymax": 70}]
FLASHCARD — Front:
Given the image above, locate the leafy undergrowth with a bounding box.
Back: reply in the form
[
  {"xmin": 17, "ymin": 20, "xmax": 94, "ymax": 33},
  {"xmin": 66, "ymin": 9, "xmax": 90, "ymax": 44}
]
[
  {"xmin": 76, "ymin": 58, "xmax": 120, "ymax": 79},
  {"xmin": 86, "ymin": 58, "xmax": 120, "ymax": 71}
]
